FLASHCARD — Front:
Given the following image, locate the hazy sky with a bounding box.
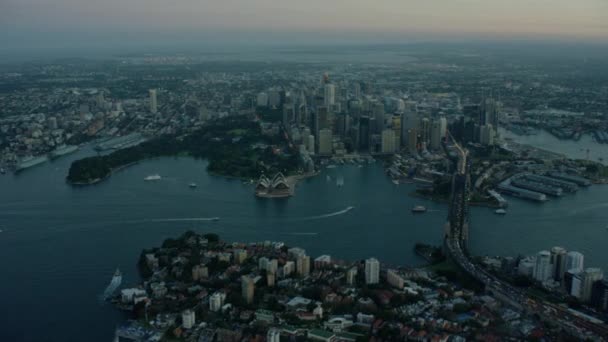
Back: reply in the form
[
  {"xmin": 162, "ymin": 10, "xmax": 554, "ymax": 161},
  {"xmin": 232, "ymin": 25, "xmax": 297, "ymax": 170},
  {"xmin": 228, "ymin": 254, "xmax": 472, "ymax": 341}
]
[{"xmin": 2, "ymin": 0, "xmax": 608, "ymax": 43}]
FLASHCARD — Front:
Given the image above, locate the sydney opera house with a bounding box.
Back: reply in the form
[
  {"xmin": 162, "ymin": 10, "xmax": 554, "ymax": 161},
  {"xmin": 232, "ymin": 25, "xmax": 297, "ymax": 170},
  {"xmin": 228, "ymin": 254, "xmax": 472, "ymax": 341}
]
[{"xmin": 255, "ymin": 173, "xmax": 293, "ymax": 198}]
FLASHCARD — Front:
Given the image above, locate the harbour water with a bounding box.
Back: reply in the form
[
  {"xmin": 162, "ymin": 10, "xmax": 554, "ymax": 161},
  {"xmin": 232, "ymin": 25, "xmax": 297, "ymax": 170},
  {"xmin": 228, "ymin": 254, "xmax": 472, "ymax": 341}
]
[{"xmin": 0, "ymin": 146, "xmax": 607, "ymax": 341}]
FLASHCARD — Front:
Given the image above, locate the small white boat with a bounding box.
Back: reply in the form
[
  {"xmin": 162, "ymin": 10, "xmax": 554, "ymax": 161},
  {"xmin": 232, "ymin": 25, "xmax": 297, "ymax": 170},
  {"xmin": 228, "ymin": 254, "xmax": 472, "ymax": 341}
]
[
  {"xmin": 326, "ymin": 165, "xmax": 337, "ymax": 169},
  {"xmin": 0, "ymin": 168, "xmax": 5, "ymax": 174},
  {"xmin": 412, "ymin": 205, "xmax": 427, "ymax": 213},
  {"xmin": 144, "ymin": 174, "xmax": 161, "ymax": 181},
  {"xmin": 392, "ymin": 180, "xmax": 399, "ymax": 185},
  {"xmin": 189, "ymin": 183, "xmax": 197, "ymax": 188},
  {"xmin": 495, "ymin": 209, "xmax": 507, "ymax": 215}
]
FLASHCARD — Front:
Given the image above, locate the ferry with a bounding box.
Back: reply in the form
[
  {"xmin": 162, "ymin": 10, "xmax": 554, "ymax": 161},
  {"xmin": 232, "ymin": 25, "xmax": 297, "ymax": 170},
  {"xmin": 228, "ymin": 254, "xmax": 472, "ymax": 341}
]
[
  {"xmin": 144, "ymin": 174, "xmax": 161, "ymax": 181},
  {"xmin": 15, "ymin": 156, "xmax": 49, "ymax": 172},
  {"xmin": 189, "ymin": 183, "xmax": 197, "ymax": 188},
  {"xmin": 495, "ymin": 209, "xmax": 507, "ymax": 215},
  {"xmin": 412, "ymin": 205, "xmax": 427, "ymax": 213}
]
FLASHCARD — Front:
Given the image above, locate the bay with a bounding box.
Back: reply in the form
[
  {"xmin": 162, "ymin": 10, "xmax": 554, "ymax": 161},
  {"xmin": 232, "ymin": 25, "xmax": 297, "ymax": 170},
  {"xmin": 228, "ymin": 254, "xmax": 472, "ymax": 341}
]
[{"xmin": 0, "ymin": 144, "xmax": 606, "ymax": 341}]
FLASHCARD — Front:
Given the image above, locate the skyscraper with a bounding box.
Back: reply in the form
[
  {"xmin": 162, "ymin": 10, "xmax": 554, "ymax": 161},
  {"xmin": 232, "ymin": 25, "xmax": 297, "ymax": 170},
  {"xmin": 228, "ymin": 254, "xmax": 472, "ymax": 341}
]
[
  {"xmin": 358, "ymin": 116, "xmax": 371, "ymax": 152},
  {"xmin": 533, "ymin": 250, "xmax": 552, "ymax": 283},
  {"xmin": 318, "ymin": 128, "xmax": 332, "ymax": 155},
  {"xmin": 581, "ymin": 268, "xmax": 603, "ymax": 302},
  {"xmin": 566, "ymin": 251, "xmax": 584, "ymax": 273},
  {"xmin": 550, "ymin": 246, "xmax": 567, "ymax": 281},
  {"xmin": 365, "ymin": 257, "xmax": 380, "ymax": 285},
  {"xmin": 372, "ymin": 101, "xmax": 385, "ymax": 134},
  {"xmin": 149, "ymin": 89, "xmax": 158, "ymax": 114},
  {"xmin": 241, "ymin": 275, "xmax": 255, "ymax": 304},
  {"xmin": 400, "ymin": 110, "xmax": 417, "ymax": 148},
  {"xmin": 381, "ymin": 129, "xmax": 396, "ymax": 154},
  {"xmin": 324, "ymin": 84, "xmax": 336, "ymax": 107},
  {"xmin": 430, "ymin": 120, "xmax": 442, "ymax": 150},
  {"xmin": 592, "ymin": 280, "xmax": 608, "ymax": 311}
]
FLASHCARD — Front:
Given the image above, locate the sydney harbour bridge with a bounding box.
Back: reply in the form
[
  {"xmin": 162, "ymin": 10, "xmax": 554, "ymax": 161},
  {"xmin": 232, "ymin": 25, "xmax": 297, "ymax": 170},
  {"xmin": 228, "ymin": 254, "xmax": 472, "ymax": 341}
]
[{"xmin": 442, "ymin": 135, "xmax": 608, "ymax": 339}]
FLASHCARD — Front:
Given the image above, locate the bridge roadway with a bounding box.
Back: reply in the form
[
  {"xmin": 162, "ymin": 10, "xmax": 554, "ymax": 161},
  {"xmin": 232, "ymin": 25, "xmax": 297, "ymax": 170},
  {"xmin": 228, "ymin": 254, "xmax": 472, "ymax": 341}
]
[{"xmin": 443, "ymin": 139, "xmax": 608, "ymax": 339}]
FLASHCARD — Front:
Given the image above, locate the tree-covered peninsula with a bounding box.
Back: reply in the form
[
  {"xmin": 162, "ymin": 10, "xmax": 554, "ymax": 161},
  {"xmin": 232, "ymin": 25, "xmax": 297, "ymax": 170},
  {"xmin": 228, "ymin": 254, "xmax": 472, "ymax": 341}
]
[{"xmin": 67, "ymin": 116, "xmax": 299, "ymax": 184}]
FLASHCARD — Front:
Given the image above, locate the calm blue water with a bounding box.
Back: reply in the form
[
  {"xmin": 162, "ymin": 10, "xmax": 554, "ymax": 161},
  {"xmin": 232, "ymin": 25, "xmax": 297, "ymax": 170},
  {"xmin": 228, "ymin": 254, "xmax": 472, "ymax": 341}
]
[{"xmin": 0, "ymin": 147, "xmax": 607, "ymax": 341}]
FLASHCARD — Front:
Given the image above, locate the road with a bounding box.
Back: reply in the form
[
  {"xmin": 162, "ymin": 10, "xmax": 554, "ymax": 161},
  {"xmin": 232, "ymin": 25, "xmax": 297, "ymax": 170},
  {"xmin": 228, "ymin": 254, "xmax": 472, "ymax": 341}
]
[{"xmin": 443, "ymin": 137, "xmax": 608, "ymax": 340}]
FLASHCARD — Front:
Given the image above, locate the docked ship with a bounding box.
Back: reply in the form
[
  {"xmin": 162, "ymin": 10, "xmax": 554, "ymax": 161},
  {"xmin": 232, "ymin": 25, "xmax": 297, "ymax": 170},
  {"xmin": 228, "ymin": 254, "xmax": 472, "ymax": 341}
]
[
  {"xmin": 411, "ymin": 205, "xmax": 427, "ymax": 213},
  {"xmin": 49, "ymin": 145, "xmax": 79, "ymax": 159},
  {"xmin": 102, "ymin": 268, "xmax": 122, "ymax": 300},
  {"xmin": 144, "ymin": 174, "xmax": 161, "ymax": 181},
  {"xmin": 15, "ymin": 156, "xmax": 49, "ymax": 172}
]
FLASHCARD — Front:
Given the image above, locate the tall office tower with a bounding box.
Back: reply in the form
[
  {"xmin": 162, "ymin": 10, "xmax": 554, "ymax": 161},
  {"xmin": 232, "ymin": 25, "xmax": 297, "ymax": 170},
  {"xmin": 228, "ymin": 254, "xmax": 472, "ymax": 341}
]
[
  {"xmin": 315, "ymin": 106, "xmax": 329, "ymax": 135},
  {"xmin": 430, "ymin": 120, "xmax": 442, "ymax": 150},
  {"xmin": 297, "ymin": 91, "xmax": 308, "ymax": 125},
  {"xmin": 365, "ymin": 258, "xmax": 380, "ymax": 285},
  {"xmin": 401, "ymin": 110, "xmax": 418, "ymax": 148},
  {"xmin": 592, "ymin": 280, "xmax": 608, "ymax": 311},
  {"xmin": 282, "ymin": 103, "xmax": 294, "ymax": 127},
  {"xmin": 581, "ymin": 268, "xmax": 604, "ymax": 302},
  {"xmin": 407, "ymin": 129, "xmax": 418, "ymax": 153},
  {"xmin": 353, "ymin": 83, "xmax": 361, "ymax": 99},
  {"xmin": 438, "ymin": 117, "xmax": 447, "ymax": 138},
  {"xmin": 381, "ymin": 129, "xmax": 396, "ymax": 154},
  {"xmin": 358, "ymin": 116, "xmax": 371, "ymax": 152},
  {"xmin": 296, "ymin": 255, "xmax": 311, "ymax": 277},
  {"xmin": 533, "ymin": 250, "xmax": 552, "ymax": 283},
  {"xmin": 257, "ymin": 92, "xmax": 269, "ymax": 107},
  {"xmin": 419, "ymin": 117, "xmax": 431, "ymax": 146},
  {"xmin": 479, "ymin": 124, "xmax": 495, "ymax": 146},
  {"xmin": 566, "ymin": 251, "xmax": 584, "ymax": 273},
  {"xmin": 306, "ymin": 135, "xmax": 315, "ymax": 154},
  {"xmin": 268, "ymin": 89, "xmax": 281, "ymax": 108},
  {"xmin": 372, "ymin": 101, "xmax": 385, "ymax": 133},
  {"xmin": 318, "ymin": 129, "xmax": 333, "ymax": 155},
  {"xmin": 324, "ymin": 84, "xmax": 336, "ymax": 107},
  {"xmin": 149, "ymin": 89, "xmax": 158, "ymax": 114},
  {"xmin": 481, "ymin": 98, "xmax": 499, "ymax": 130},
  {"xmin": 550, "ymin": 246, "xmax": 568, "ymax": 281},
  {"xmin": 241, "ymin": 275, "xmax": 255, "ymax": 304}
]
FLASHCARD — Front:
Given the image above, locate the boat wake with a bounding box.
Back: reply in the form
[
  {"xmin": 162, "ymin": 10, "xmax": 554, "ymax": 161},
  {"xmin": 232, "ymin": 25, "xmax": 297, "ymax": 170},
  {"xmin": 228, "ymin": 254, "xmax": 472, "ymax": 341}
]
[
  {"xmin": 298, "ymin": 206, "xmax": 355, "ymax": 220},
  {"xmin": 147, "ymin": 217, "xmax": 220, "ymax": 223},
  {"xmin": 100, "ymin": 269, "xmax": 122, "ymax": 302}
]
